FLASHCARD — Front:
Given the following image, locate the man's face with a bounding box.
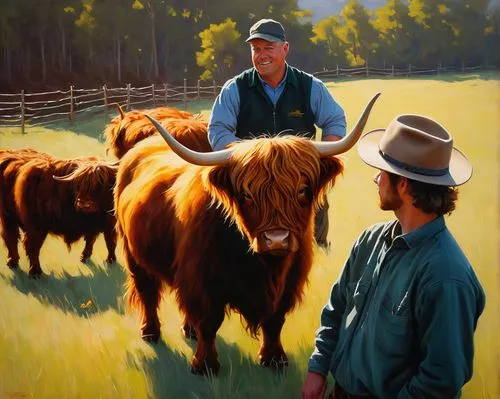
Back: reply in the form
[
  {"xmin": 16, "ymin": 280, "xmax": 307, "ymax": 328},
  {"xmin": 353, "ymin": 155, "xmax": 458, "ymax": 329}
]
[
  {"xmin": 249, "ymin": 39, "xmax": 289, "ymax": 80},
  {"xmin": 373, "ymin": 170, "xmax": 403, "ymax": 211}
]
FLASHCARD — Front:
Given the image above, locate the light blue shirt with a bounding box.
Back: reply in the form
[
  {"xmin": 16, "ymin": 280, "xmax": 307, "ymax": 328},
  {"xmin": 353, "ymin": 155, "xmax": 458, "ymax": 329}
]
[{"xmin": 208, "ymin": 67, "xmax": 347, "ymax": 151}]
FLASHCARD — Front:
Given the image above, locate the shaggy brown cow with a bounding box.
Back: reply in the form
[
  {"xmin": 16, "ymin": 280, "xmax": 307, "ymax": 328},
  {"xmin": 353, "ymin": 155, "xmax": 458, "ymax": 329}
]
[
  {"xmin": 7, "ymin": 155, "xmax": 118, "ymax": 277},
  {"xmin": 104, "ymin": 104, "xmax": 210, "ymax": 158},
  {"xmin": 115, "ymin": 93, "xmax": 380, "ymax": 376},
  {"xmin": 0, "ymin": 149, "xmax": 52, "ymax": 268}
]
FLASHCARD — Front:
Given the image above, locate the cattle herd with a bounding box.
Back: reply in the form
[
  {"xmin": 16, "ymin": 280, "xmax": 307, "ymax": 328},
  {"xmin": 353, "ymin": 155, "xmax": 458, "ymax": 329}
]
[{"xmin": 0, "ymin": 93, "xmax": 380, "ymax": 375}]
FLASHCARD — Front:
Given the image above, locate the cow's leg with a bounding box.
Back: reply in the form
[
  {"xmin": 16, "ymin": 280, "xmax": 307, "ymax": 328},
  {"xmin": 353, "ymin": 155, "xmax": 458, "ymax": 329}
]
[
  {"xmin": 259, "ymin": 312, "xmax": 288, "ymax": 371},
  {"xmin": 80, "ymin": 233, "xmax": 97, "ymax": 263},
  {"xmin": 181, "ymin": 316, "xmax": 196, "ymax": 340},
  {"xmin": 103, "ymin": 225, "xmax": 117, "ymax": 265},
  {"xmin": 124, "ymin": 249, "xmax": 162, "ymax": 342},
  {"xmin": 23, "ymin": 229, "xmax": 47, "ymax": 278},
  {"xmin": 1, "ymin": 218, "xmax": 20, "ymax": 269},
  {"xmin": 191, "ymin": 306, "xmax": 225, "ymax": 376}
]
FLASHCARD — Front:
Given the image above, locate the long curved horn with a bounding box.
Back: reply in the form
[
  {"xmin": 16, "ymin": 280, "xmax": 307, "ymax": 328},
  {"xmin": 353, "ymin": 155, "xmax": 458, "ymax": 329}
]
[
  {"xmin": 53, "ymin": 172, "xmax": 76, "ymax": 182},
  {"xmin": 145, "ymin": 115, "xmax": 233, "ymax": 166},
  {"xmin": 113, "ymin": 103, "xmax": 126, "ymax": 119},
  {"xmin": 314, "ymin": 92, "xmax": 381, "ymax": 156}
]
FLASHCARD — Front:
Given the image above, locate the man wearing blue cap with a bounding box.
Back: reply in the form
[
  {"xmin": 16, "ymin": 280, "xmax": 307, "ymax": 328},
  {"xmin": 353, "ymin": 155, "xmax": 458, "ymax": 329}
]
[{"xmin": 207, "ymin": 18, "xmax": 347, "ymax": 248}]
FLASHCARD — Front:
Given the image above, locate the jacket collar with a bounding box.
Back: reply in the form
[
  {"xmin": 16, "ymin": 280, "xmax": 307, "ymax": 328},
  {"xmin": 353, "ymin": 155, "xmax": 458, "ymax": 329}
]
[{"xmin": 383, "ymin": 216, "xmax": 446, "ymax": 249}]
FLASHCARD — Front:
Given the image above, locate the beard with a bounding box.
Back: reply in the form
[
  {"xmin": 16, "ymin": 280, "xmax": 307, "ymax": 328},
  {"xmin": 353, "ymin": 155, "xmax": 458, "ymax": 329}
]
[{"xmin": 378, "ymin": 185, "xmax": 403, "ymax": 211}]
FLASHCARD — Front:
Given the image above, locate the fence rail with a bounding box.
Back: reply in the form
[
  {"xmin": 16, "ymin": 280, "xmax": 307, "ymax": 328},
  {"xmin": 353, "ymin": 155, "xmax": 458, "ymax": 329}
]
[{"xmin": 0, "ymin": 64, "xmax": 494, "ymax": 132}]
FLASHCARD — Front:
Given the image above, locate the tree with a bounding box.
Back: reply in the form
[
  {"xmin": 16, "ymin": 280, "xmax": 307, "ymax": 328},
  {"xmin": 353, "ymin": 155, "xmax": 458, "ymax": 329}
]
[
  {"xmin": 407, "ymin": 0, "xmax": 457, "ymax": 66},
  {"xmin": 371, "ymin": 0, "xmax": 413, "ymax": 66},
  {"xmin": 196, "ymin": 18, "xmax": 242, "ymax": 81},
  {"xmin": 337, "ymin": 0, "xmax": 378, "ymax": 66},
  {"xmin": 0, "ymin": 0, "xmax": 19, "ymax": 83},
  {"xmin": 311, "ymin": 15, "xmax": 348, "ymax": 67}
]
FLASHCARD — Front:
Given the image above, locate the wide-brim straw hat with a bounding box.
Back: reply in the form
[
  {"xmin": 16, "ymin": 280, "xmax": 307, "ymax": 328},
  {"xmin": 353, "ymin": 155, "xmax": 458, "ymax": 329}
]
[{"xmin": 357, "ymin": 114, "xmax": 472, "ymax": 186}]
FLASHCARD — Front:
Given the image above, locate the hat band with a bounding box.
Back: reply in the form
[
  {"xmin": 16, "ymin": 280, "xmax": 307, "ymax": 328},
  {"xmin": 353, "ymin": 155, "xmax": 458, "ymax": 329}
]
[{"xmin": 379, "ymin": 150, "xmax": 449, "ymax": 177}]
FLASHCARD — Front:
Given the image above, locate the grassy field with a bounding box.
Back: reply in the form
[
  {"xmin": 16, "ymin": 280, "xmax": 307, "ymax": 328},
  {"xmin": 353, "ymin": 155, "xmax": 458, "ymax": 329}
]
[{"xmin": 0, "ymin": 73, "xmax": 498, "ymax": 399}]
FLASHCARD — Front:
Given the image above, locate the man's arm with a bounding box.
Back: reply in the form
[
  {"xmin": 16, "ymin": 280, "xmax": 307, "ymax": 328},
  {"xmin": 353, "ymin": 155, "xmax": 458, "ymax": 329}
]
[
  {"xmin": 310, "ymin": 77, "xmax": 347, "ymax": 141},
  {"xmin": 302, "ymin": 241, "xmax": 359, "ymax": 398},
  {"xmin": 207, "ymin": 79, "xmax": 241, "ymax": 151},
  {"xmin": 397, "ymin": 281, "xmax": 484, "ymax": 398}
]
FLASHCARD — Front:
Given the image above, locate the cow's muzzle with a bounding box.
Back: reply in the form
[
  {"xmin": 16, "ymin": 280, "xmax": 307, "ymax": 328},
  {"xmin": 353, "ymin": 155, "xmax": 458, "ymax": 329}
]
[{"xmin": 257, "ymin": 229, "xmax": 295, "ymax": 256}]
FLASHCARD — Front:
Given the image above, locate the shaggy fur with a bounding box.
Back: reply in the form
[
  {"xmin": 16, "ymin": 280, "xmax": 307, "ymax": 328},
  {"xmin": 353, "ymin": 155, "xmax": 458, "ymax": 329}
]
[
  {"xmin": 104, "ymin": 105, "xmax": 210, "ymax": 158},
  {"xmin": 115, "ymin": 134, "xmax": 343, "ymax": 375},
  {"xmin": 0, "ymin": 150, "xmax": 118, "ymax": 277}
]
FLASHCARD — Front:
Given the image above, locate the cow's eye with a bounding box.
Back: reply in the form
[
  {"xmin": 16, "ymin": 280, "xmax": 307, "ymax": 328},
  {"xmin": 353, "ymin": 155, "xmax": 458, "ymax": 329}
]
[
  {"xmin": 240, "ymin": 193, "xmax": 253, "ymax": 206},
  {"xmin": 297, "ymin": 186, "xmax": 311, "ymax": 203}
]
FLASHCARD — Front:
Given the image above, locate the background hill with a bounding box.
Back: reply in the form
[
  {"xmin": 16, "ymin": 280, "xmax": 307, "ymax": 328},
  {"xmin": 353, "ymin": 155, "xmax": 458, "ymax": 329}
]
[{"xmin": 298, "ymin": 0, "xmax": 386, "ymax": 23}]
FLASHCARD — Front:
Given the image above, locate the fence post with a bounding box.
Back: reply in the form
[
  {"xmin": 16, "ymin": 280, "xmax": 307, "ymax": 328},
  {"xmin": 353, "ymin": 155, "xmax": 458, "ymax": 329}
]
[
  {"xmin": 103, "ymin": 84, "xmax": 108, "ymax": 112},
  {"xmin": 391, "ymin": 65, "xmax": 394, "ymax": 77},
  {"xmin": 408, "ymin": 64, "xmax": 412, "ymax": 77},
  {"xmin": 336, "ymin": 65, "xmax": 339, "ymax": 77},
  {"xmin": 183, "ymin": 78, "xmax": 187, "ymax": 109},
  {"xmin": 462, "ymin": 61, "xmax": 465, "ymax": 73},
  {"xmin": 164, "ymin": 83, "xmax": 168, "ymax": 105},
  {"xmin": 152, "ymin": 83, "xmax": 156, "ymax": 106},
  {"xmin": 20, "ymin": 90, "xmax": 25, "ymax": 134},
  {"xmin": 366, "ymin": 62, "xmax": 369, "ymax": 77},
  {"xmin": 126, "ymin": 83, "xmax": 131, "ymax": 111},
  {"xmin": 213, "ymin": 79, "xmax": 216, "ymax": 97},
  {"xmin": 69, "ymin": 85, "xmax": 75, "ymax": 124},
  {"xmin": 197, "ymin": 80, "xmax": 200, "ymax": 100}
]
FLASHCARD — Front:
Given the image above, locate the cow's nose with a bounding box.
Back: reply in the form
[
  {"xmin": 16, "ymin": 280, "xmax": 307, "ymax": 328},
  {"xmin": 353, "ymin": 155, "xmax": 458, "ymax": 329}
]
[{"xmin": 264, "ymin": 229, "xmax": 290, "ymax": 250}]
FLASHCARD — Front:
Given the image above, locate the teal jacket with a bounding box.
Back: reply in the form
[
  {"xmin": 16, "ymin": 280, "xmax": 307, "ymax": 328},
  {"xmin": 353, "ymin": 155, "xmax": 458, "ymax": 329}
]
[{"xmin": 308, "ymin": 217, "xmax": 485, "ymax": 398}]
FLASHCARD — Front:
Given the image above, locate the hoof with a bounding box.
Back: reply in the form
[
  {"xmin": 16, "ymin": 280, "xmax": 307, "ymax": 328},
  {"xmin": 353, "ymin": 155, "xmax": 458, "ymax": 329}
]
[
  {"xmin": 182, "ymin": 324, "xmax": 197, "ymax": 341},
  {"xmin": 7, "ymin": 259, "xmax": 19, "ymax": 269},
  {"xmin": 29, "ymin": 269, "xmax": 43, "ymax": 279},
  {"xmin": 142, "ymin": 332, "xmax": 160, "ymax": 343},
  {"xmin": 105, "ymin": 256, "xmax": 116, "ymax": 265},
  {"xmin": 260, "ymin": 355, "xmax": 289, "ymax": 371},
  {"xmin": 80, "ymin": 254, "xmax": 91, "ymax": 263},
  {"xmin": 141, "ymin": 325, "xmax": 161, "ymax": 343},
  {"xmin": 190, "ymin": 360, "xmax": 220, "ymax": 377}
]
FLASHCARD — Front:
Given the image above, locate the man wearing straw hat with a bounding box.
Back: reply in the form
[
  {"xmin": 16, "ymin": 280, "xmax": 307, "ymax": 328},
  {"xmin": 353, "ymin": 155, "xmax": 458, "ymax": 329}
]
[
  {"xmin": 207, "ymin": 18, "xmax": 346, "ymax": 249},
  {"xmin": 302, "ymin": 115, "xmax": 485, "ymax": 399}
]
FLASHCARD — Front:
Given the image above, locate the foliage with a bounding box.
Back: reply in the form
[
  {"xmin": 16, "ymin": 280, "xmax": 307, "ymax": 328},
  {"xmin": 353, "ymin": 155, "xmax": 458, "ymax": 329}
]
[
  {"xmin": 196, "ymin": 18, "xmax": 242, "ymax": 81},
  {"xmin": 0, "ymin": 0, "xmax": 498, "ymax": 91}
]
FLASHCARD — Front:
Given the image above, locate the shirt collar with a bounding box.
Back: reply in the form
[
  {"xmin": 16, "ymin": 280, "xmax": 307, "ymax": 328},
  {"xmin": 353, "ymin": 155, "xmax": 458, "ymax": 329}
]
[
  {"xmin": 383, "ymin": 216, "xmax": 446, "ymax": 249},
  {"xmin": 250, "ymin": 63, "xmax": 295, "ymax": 88}
]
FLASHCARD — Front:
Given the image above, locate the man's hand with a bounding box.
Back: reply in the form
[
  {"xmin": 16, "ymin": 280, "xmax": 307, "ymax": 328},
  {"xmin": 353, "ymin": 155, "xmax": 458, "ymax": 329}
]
[{"xmin": 301, "ymin": 371, "xmax": 328, "ymax": 399}]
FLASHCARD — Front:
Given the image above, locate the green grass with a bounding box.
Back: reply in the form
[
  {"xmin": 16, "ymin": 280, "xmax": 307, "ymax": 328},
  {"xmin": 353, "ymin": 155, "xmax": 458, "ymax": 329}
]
[{"xmin": 0, "ymin": 73, "xmax": 498, "ymax": 398}]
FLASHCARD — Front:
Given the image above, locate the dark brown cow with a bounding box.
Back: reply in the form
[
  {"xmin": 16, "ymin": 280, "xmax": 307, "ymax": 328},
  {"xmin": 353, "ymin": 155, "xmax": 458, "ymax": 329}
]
[
  {"xmin": 0, "ymin": 149, "xmax": 52, "ymax": 268},
  {"xmin": 114, "ymin": 93, "xmax": 380, "ymax": 375},
  {"xmin": 3, "ymin": 153, "xmax": 118, "ymax": 277},
  {"xmin": 104, "ymin": 104, "xmax": 210, "ymax": 158}
]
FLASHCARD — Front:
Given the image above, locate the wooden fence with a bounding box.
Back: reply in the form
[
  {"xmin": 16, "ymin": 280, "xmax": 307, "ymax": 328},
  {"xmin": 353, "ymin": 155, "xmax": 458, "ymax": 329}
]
[{"xmin": 0, "ymin": 64, "xmax": 491, "ymax": 132}]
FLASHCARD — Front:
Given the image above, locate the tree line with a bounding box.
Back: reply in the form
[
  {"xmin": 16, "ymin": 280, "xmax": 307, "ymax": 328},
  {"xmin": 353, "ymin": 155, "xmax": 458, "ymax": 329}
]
[{"xmin": 1, "ymin": 0, "xmax": 499, "ymax": 93}]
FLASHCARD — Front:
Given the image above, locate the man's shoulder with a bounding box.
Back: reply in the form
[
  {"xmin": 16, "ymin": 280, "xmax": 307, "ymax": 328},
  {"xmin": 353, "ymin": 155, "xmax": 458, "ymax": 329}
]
[
  {"xmin": 353, "ymin": 220, "xmax": 395, "ymax": 248},
  {"xmin": 363, "ymin": 220, "xmax": 395, "ymax": 237},
  {"xmin": 287, "ymin": 64, "xmax": 313, "ymax": 78},
  {"xmin": 233, "ymin": 67, "xmax": 255, "ymax": 82}
]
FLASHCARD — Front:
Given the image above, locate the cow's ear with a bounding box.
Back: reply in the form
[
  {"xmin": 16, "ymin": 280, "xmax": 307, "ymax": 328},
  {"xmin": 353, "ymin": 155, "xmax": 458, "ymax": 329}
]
[
  {"xmin": 204, "ymin": 165, "xmax": 238, "ymax": 214},
  {"xmin": 316, "ymin": 156, "xmax": 344, "ymax": 198}
]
